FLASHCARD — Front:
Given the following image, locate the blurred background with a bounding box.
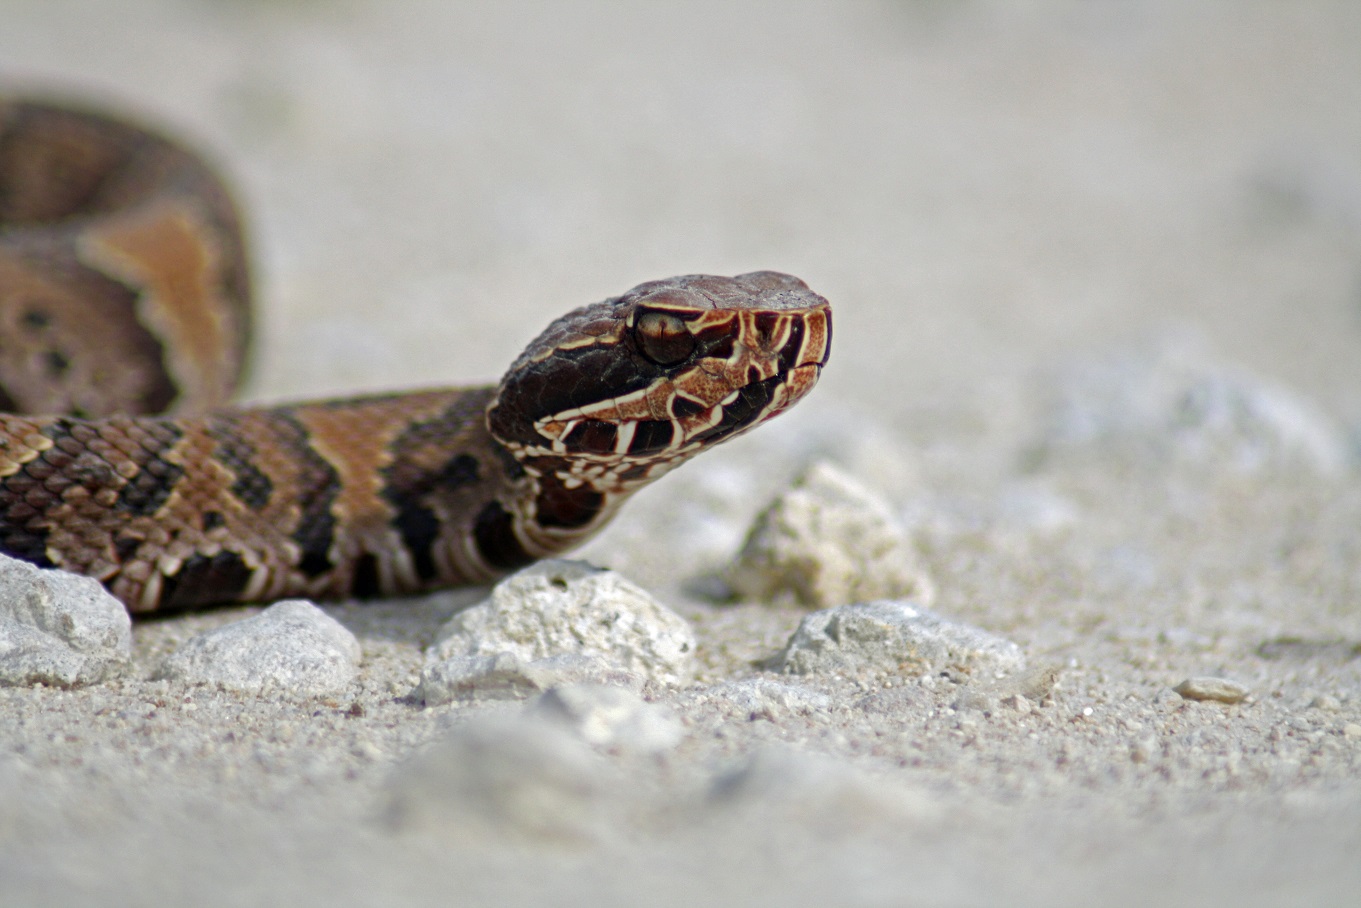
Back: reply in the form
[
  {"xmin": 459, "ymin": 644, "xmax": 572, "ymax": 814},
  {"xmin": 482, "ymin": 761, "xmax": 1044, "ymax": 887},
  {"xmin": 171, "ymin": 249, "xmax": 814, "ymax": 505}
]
[
  {"xmin": 4, "ymin": 8, "xmax": 1361, "ymax": 904},
  {"xmin": 4, "ymin": 0, "xmax": 1360, "ymax": 429}
]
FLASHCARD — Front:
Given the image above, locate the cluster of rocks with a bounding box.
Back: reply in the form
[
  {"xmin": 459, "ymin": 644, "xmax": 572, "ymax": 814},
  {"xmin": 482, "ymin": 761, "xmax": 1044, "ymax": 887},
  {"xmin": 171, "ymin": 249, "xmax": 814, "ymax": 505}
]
[
  {"xmin": 10, "ymin": 332, "xmax": 1326, "ymax": 702},
  {"xmin": 0, "ymin": 556, "xmax": 362, "ymax": 695},
  {"xmin": 0, "ymin": 460, "xmax": 1022, "ymax": 701},
  {"xmin": 4, "ymin": 432, "xmax": 1304, "ymax": 849}
]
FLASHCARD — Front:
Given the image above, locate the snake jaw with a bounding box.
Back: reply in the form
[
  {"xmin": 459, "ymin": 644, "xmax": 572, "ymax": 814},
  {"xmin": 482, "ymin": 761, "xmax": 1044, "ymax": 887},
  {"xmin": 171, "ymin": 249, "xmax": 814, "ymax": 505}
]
[{"xmin": 471, "ymin": 272, "xmax": 830, "ymax": 578}]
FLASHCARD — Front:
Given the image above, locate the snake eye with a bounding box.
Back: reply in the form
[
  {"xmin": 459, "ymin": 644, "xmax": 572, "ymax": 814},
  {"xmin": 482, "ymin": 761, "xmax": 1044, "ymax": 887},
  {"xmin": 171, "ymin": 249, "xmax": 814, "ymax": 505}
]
[{"xmin": 634, "ymin": 311, "xmax": 696, "ymax": 366}]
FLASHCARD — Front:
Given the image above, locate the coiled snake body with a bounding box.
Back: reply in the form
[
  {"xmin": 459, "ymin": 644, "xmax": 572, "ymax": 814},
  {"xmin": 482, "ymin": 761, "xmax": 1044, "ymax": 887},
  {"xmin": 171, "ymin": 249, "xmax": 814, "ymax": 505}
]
[{"xmin": 0, "ymin": 100, "xmax": 831, "ymax": 612}]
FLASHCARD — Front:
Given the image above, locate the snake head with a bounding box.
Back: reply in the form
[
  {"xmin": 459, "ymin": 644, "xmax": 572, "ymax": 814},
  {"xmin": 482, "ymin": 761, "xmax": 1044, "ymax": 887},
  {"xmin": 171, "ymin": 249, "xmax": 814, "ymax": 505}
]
[{"xmin": 487, "ymin": 271, "xmax": 831, "ymax": 492}]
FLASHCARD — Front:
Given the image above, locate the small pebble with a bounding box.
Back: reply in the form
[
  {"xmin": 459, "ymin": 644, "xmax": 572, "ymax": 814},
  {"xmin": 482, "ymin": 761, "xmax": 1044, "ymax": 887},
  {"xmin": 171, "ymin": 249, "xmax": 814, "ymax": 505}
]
[
  {"xmin": 352, "ymin": 740, "xmax": 385, "ymax": 762},
  {"xmin": 1172, "ymin": 677, "xmax": 1249, "ymax": 704},
  {"xmin": 1130, "ymin": 738, "xmax": 1155, "ymax": 764}
]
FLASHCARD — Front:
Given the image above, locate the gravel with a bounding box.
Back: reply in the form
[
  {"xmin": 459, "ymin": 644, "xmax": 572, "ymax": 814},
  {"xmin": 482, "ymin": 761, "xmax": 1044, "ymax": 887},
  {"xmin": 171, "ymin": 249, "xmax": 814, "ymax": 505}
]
[{"xmin": 3, "ymin": 3, "xmax": 1361, "ymax": 907}]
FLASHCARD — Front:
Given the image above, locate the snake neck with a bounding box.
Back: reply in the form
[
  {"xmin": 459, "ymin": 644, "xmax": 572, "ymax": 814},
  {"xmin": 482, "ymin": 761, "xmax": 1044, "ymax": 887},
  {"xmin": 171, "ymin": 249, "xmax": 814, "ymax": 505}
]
[{"xmin": 484, "ymin": 440, "xmax": 636, "ymax": 573}]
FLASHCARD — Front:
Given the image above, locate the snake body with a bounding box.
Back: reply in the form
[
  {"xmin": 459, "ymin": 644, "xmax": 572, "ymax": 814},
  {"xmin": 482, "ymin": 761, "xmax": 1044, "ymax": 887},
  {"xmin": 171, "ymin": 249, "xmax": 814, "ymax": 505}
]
[{"xmin": 0, "ymin": 100, "xmax": 831, "ymax": 612}]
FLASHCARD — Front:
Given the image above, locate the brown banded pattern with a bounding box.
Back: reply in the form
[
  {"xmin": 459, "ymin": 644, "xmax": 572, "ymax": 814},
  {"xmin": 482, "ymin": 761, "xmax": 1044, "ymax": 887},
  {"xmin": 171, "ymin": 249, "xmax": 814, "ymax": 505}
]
[{"xmin": 0, "ymin": 99, "xmax": 832, "ymax": 612}]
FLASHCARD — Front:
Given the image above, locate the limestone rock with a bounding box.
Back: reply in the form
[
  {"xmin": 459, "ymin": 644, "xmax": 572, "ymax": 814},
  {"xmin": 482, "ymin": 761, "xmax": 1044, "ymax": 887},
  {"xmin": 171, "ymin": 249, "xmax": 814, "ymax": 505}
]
[
  {"xmin": 726, "ymin": 462, "xmax": 934, "ymax": 609},
  {"xmin": 156, "ymin": 599, "xmax": 361, "ymax": 696},
  {"xmin": 0, "ymin": 554, "xmax": 131, "ymax": 687},
  {"xmin": 426, "ymin": 560, "xmax": 695, "ymax": 686}
]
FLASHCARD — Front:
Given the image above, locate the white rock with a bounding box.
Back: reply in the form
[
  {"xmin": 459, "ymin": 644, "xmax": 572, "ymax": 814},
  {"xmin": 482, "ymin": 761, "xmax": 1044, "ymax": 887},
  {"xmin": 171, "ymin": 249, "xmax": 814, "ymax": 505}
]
[
  {"xmin": 0, "ymin": 554, "xmax": 131, "ymax": 687},
  {"xmin": 776, "ymin": 600, "xmax": 1025, "ymax": 679},
  {"xmin": 532, "ymin": 683, "xmax": 683, "ymax": 754},
  {"xmin": 386, "ymin": 712, "xmax": 611, "ymax": 843},
  {"xmin": 155, "ymin": 599, "xmax": 361, "ymax": 696},
  {"xmin": 416, "ymin": 651, "xmax": 642, "ymax": 706},
  {"xmin": 426, "ymin": 560, "xmax": 695, "ymax": 686},
  {"xmin": 1040, "ymin": 337, "xmax": 1350, "ymax": 475},
  {"xmin": 726, "ymin": 461, "xmax": 934, "ymax": 610}
]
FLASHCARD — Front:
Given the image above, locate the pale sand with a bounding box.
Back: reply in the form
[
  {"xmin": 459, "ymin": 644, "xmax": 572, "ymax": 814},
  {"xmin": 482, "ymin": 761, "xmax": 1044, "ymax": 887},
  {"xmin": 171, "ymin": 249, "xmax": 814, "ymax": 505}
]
[{"xmin": 2, "ymin": 3, "xmax": 1360, "ymax": 905}]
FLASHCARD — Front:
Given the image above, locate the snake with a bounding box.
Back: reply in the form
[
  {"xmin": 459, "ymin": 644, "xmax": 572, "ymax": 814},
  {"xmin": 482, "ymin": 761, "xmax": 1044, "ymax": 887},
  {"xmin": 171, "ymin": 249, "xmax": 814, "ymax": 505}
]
[{"xmin": 0, "ymin": 99, "xmax": 831, "ymax": 613}]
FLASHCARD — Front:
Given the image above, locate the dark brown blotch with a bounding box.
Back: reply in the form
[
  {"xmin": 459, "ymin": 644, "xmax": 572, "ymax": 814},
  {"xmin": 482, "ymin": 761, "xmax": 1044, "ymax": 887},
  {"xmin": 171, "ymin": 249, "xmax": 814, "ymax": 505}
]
[
  {"xmin": 350, "ymin": 553, "xmax": 381, "ymax": 598},
  {"xmin": 627, "ymin": 419, "xmax": 674, "ymax": 455},
  {"xmin": 562, "ymin": 419, "xmax": 618, "ymax": 455},
  {"xmin": 158, "ymin": 550, "xmax": 254, "ymax": 610},
  {"xmin": 472, "ymin": 500, "xmax": 534, "ymax": 572},
  {"xmin": 534, "ymin": 472, "xmax": 604, "ymax": 530}
]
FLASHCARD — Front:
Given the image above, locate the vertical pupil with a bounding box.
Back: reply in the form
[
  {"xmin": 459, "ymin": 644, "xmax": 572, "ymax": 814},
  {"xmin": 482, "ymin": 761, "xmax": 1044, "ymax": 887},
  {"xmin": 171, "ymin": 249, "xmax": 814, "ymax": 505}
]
[{"xmin": 638, "ymin": 313, "xmax": 694, "ymax": 364}]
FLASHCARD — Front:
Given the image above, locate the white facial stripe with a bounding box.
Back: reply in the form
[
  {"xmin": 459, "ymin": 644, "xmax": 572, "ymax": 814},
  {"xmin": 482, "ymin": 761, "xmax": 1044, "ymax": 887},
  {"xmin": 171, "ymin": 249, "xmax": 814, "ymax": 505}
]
[
  {"xmin": 551, "ymin": 418, "xmax": 578, "ymax": 453},
  {"xmin": 670, "ymin": 393, "xmax": 704, "ymax": 417},
  {"xmin": 762, "ymin": 314, "xmax": 793, "ymax": 354},
  {"xmin": 520, "ymin": 305, "xmax": 828, "ymax": 498}
]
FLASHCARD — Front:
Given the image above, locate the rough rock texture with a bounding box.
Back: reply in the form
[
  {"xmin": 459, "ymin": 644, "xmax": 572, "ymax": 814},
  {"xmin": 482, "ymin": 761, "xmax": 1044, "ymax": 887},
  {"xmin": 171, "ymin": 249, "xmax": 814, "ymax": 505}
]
[
  {"xmin": 156, "ymin": 600, "xmax": 361, "ymax": 696},
  {"xmin": 726, "ymin": 462, "xmax": 935, "ymax": 609},
  {"xmin": 426, "ymin": 561, "xmax": 695, "ymax": 686},
  {"xmin": 776, "ymin": 600, "xmax": 1025, "ymax": 679},
  {"xmin": 532, "ymin": 684, "xmax": 683, "ymax": 755},
  {"xmin": 417, "ymin": 652, "xmax": 643, "ymax": 706},
  {"xmin": 385, "ymin": 712, "xmax": 612, "ymax": 843},
  {"xmin": 0, "ymin": 554, "xmax": 131, "ymax": 687}
]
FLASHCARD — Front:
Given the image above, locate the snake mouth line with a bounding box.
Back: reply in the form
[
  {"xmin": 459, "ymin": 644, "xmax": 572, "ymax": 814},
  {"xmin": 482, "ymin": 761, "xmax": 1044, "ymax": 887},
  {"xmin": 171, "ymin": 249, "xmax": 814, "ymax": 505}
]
[{"xmin": 535, "ymin": 304, "xmax": 829, "ymax": 463}]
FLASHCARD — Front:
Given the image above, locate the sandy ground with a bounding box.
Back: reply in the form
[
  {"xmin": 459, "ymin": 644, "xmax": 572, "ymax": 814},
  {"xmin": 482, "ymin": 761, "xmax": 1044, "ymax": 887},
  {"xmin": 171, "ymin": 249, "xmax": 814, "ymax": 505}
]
[{"xmin": 3, "ymin": 2, "xmax": 1361, "ymax": 905}]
